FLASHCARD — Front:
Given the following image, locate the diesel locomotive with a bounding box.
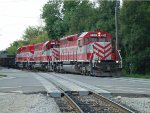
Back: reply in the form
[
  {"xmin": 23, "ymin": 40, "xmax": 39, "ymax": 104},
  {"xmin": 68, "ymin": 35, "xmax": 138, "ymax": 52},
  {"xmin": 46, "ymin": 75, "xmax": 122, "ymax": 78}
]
[{"xmin": 15, "ymin": 30, "xmax": 122, "ymax": 76}]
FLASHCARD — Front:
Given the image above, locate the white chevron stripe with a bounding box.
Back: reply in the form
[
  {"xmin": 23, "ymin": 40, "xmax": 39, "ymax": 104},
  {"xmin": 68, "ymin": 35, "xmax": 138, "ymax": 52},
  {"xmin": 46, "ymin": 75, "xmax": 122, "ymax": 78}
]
[
  {"xmin": 93, "ymin": 42, "xmax": 112, "ymax": 60},
  {"xmin": 94, "ymin": 50, "xmax": 104, "ymax": 57},
  {"xmin": 94, "ymin": 44, "xmax": 104, "ymax": 52},
  {"xmin": 52, "ymin": 48, "xmax": 59, "ymax": 53},
  {"xmin": 105, "ymin": 50, "xmax": 112, "ymax": 57},
  {"xmin": 105, "ymin": 44, "xmax": 111, "ymax": 51},
  {"xmin": 52, "ymin": 50, "xmax": 58, "ymax": 54}
]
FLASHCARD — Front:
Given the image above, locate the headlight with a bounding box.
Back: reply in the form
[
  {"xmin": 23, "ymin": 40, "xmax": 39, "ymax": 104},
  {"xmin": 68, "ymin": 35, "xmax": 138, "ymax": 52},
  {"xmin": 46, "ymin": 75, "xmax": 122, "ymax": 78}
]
[
  {"xmin": 116, "ymin": 60, "xmax": 119, "ymax": 63},
  {"xmin": 98, "ymin": 60, "xmax": 101, "ymax": 63}
]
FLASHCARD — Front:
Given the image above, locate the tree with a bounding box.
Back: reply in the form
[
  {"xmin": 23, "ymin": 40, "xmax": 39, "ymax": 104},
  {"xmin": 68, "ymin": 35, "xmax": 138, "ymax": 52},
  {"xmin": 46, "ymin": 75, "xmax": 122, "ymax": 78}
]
[
  {"xmin": 30, "ymin": 30, "xmax": 49, "ymax": 44},
  {"xmin": 96, "ymin": 0, "xmax": 119, "ymax": 38},
  {"xmin": 42, "ymin": 0, "xmax": 97, "ymax": 36},
  {"xmin": 22, "ymin": 26, "xmax": 49, "ymax": 43},
  {"xmin": 23, "ymin": 26, "xmax": 42, "ymax": 42},
  {"xmin": 42, "ymin": 0, "xmax": 64, "ymax": 39},
  {"xmin": 63, "ymin": 0, "xmax": 96, "ymax": 34},
  {"xmin": 6, "ymin": 40, "xmax": 27, "ymax": 54},
  {"xmin": 120, "ymin": 1, "xmax": 150, "ymax": 74}
]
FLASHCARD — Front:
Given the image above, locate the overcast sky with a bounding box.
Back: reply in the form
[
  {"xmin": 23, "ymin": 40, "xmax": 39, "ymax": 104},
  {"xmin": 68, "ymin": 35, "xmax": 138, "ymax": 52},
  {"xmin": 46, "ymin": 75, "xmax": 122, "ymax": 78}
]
[{"xmin": 0, "ymin": 0, "xmax": 48, "ymax": 51}]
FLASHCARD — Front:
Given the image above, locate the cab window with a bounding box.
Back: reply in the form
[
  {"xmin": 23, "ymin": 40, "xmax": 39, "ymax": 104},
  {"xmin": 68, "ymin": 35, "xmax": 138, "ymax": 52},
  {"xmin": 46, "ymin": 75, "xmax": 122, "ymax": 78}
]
[
  {"xmin": 98, "ymin": 38, "xmax": 106, "ymax": 42},
  {"xmin": 84, "ymin": 37, "xmax": 89, "ymax": 44},
  {"xmin": 107, "ymin": 38, "xmax": 111, "ymax": 42},
  {"xmin": 34, "ymin": 45, "xmax": 38, "ymax": 50},
  {"xmin": 90, "ymin": 37, "xmax": 98, "ymax": 42}
]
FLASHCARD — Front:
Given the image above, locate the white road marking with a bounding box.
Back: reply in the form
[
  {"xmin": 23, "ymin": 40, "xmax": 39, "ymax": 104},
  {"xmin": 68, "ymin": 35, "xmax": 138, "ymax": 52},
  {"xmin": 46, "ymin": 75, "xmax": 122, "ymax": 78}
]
[
  {"xmin": 0, "ymin": 77, "xmax": 16, "ymax": 80},
  {"xmin": 108, "ymin": 88, "xmax": 145, "ymax": 93},
  {"xmin": 108, "ymin": 78, "xmax": 150, "ymax": 84},
  {"xmin": 97, "ymin": 85, "xmax": 150, "ymax": 91},
  {"xmin": 10, "ymin": 90, "xmax": 23, "ymax": 93},
  {"xmin": 0, "ymin": 93, "xmax": 9, "ymax": 95},
  {"xmin": 95, "ymin": 85, "xmax": 150, "ymax": 94}
]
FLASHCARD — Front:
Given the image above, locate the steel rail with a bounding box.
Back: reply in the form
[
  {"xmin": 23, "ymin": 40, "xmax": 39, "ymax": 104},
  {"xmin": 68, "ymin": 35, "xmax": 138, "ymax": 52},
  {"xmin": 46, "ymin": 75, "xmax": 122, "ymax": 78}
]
[
  {"xmin": 64, "ymin": 93, "xmax": 84, "ymax": 113},
  {"xmin": 92, "ymin": 92, "xmax": 134, "ymax": 113},
  {"xmin": 38, "ymin": 74, "xmax": 84, "ymax": 113}
]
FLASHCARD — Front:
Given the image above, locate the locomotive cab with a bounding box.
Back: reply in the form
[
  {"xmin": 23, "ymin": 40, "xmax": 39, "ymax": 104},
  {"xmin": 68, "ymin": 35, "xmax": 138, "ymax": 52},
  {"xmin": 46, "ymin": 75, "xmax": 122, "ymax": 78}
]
[
  {"xmin": 77, "ymin": 31, "xmax": 122, "ymax": 76},
  {"xmin": 43, "ymin": 40, "xmax": 60, "ymax": 50},
  {"xmin": 16, "ymin": 44, "xmax": 34, "ymax": 69}
]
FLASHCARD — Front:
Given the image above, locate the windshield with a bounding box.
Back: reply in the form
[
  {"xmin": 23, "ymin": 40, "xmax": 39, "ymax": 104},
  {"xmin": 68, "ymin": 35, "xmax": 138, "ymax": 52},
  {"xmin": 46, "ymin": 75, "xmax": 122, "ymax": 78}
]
[{"xmin": 91, "ymin": 37, "xmax": 111, "ymax": 42}]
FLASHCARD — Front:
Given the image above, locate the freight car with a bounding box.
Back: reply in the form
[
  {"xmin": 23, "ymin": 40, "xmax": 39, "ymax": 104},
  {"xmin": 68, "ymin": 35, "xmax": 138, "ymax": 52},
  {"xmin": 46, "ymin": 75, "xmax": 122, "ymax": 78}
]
[
  {"xmin": 0, "ymin": 51, "xmax": 15, "ymax": 68},
  {"xmin": 15, "ymin": 30, "xmax": 122, "ymax": 76}
]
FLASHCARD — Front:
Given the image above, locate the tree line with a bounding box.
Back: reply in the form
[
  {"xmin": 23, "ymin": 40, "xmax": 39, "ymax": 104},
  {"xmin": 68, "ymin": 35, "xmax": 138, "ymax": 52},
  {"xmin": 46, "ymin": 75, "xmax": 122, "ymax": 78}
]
[{"xmin": 6, "ymin": 0, "xmax": 150, "ymax": 75}]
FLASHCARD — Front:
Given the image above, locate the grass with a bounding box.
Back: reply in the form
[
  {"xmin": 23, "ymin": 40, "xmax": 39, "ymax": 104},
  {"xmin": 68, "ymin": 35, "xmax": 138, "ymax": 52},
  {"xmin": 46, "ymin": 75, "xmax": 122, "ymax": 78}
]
[
  {"xmin": 126, "ymin": 74, "xmax": 150, "ymax": 79},
  {"xmin": 0, "ymin": 74, "xmax": 7, "ymax": 78}
]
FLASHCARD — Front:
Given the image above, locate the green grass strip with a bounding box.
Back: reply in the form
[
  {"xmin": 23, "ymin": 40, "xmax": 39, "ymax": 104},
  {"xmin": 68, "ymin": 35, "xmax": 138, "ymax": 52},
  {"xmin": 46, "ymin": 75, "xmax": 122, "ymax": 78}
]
[{"xmin": 126, "ymin": 74, "xmax": 150, "ymax": 79}]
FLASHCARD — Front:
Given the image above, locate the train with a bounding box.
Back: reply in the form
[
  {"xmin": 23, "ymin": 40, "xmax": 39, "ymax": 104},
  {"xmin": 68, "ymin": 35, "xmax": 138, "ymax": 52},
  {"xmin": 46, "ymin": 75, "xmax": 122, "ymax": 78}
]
[{"xmin": 15, "ymin": 30, "xmax": 122, "ymax": 76}]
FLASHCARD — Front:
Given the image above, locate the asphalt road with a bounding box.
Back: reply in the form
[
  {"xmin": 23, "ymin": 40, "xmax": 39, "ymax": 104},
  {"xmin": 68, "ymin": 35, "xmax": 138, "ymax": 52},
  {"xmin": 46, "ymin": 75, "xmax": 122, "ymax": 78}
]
[
  {"xmin": 56, "ymin": 73, "xmax": 150, "ymax": 95},
  {"xmin": 0, "ymin": 67, "xmax": 45, "ymax": 94},
  {"xmin": 0, "ymin": 67, "xmax": 150, "ymax": 96}
]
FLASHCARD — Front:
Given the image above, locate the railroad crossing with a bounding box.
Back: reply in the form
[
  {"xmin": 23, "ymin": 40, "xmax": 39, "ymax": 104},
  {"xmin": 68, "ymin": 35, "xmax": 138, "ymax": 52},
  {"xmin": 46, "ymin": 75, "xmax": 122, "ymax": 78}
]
[{"xmin": 0, "ymin": 67, "xmax": 150, "ymax": 113}]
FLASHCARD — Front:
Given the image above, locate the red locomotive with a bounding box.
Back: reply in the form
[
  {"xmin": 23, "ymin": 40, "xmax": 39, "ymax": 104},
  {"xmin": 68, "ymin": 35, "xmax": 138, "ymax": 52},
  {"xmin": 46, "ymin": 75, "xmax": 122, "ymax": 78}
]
[
  {"xmin": 15, "ymin": 30, "xmax": 122, "ymax": 76},
  {"xmin": 16, "ymin": 44, "xmax": 34, "ymax": 68}
]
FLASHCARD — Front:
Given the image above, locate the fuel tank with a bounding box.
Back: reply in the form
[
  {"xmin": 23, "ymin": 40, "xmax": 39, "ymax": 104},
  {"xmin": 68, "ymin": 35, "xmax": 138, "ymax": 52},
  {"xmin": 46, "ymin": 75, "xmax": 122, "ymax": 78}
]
[
  {"xmin": 33, "ymin": 63, "xmax": 42, "ymax": 69},
  {"xmin": 63, "ymin": 65, "xmax": 80, "ymax": 74}
]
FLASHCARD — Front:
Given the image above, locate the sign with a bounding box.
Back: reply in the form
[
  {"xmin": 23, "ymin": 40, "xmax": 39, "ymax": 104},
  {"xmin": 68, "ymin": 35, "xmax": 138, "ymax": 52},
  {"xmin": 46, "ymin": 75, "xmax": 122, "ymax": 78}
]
[
  {"xmin": 90, "ymin": 34, "xmax": 97, "ymax": 37},
  {"xmin": 101, "ymin": 34, "xmax": 106, "ymax": 37}
]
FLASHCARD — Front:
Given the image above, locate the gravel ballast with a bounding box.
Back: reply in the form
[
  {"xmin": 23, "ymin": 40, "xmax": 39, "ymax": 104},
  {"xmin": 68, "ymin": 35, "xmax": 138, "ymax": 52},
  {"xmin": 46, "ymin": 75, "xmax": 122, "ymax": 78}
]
[
  {"xmin": 0, "ymin": 93, "xmax": 61, "ymax": 113},
  {"xmin": 113, "ymin": 96, "xmax": 150, "ymax": 113}
]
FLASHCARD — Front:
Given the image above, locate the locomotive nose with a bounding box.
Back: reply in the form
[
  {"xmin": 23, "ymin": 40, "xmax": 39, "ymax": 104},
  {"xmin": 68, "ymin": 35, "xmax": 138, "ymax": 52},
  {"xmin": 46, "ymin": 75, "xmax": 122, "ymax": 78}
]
[{"xmin": 93, "ymin": 42, "xmax": 112, "ymax": 61}]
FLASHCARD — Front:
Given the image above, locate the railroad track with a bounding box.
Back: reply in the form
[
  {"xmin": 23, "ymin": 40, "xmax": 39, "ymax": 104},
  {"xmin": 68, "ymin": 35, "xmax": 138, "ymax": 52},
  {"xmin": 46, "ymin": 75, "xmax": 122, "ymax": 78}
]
[
  {"xmin": 55, "ymin": 93, "xmax": 84, "ymax": 113},
  {"xmin": 37, "ymin": 73, "xmax": 83, "ymax": 113},
  {"xmin": 37, "ymin": 73, "xmax": 134, "ymax": 113},
  {"xmin": 68, "ymin": 92, "xmax": 134, "ymax": 113},
  {"xmin": 69, "ymin": 92, "xmax": 134, "ymax": 113}
]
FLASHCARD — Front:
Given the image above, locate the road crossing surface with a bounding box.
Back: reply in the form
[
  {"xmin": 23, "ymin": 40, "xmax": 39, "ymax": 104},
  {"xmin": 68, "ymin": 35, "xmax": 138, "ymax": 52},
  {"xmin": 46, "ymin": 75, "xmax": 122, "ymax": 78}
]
[{"xmin": 0, "ymin": 67, "xmax": 150, "ymax": 95}]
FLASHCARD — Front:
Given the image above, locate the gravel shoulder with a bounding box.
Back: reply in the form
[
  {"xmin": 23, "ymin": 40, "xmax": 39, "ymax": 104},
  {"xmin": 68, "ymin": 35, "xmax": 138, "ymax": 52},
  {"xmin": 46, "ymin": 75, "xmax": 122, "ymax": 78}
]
[
  {"xmin": 0, "ymin": 93, "xmax": 61, "ymax": 113},
  {"xmin": 112, "ymin": 96, "xmax": 150, "ymax": 113}
]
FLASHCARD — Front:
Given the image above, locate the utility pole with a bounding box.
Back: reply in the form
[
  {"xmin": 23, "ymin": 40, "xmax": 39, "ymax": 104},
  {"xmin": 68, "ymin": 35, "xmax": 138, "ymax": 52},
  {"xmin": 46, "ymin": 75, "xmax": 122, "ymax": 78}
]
[
  {"xmin": 115, "ymin": 1, "xmax": 123, "ymax": 69},
  {"xmin": 115, "ymin": 1, "xmax": 118, "ymax": 50}
]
